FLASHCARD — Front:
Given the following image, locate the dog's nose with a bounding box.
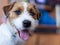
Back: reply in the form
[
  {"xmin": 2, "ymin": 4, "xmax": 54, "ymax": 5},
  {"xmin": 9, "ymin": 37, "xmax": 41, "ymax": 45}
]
[{"xmin": 23, "ymin": 20, "xmax": 31, "ymax": 28}]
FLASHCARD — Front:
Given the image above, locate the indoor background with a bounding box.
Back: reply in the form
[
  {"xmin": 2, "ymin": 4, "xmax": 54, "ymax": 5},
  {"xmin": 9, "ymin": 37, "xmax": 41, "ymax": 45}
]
[{"xmin": 0, "ymin": 0, "xmax": 60, "ymax": 45}]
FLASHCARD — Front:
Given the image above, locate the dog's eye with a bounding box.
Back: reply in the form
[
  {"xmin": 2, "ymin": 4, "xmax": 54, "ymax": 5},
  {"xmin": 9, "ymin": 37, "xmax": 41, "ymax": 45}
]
[
  {"xmin": 30, "ymin": 11, "xmax": 35, "ymax": 16},
  {"xmin": 14, "ymin": 10, "xmax": 21, "ymax": 15},
  {"xmin": 30, "ymin": 9, "xmax": 35, "ymax": 16}
]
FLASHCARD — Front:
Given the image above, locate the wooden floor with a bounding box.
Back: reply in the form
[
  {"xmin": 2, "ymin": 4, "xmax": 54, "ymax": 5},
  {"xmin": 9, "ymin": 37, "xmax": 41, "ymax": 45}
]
[{"xmin": 25, "ymin": 33, "xmax": 60, "ymax": 45}]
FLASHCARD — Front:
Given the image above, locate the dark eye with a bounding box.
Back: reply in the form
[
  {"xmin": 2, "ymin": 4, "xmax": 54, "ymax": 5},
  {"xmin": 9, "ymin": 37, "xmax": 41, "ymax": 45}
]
[
  {"xmin": 30, "ymin": 11, "xmax": 35, "ymax": 16},
  {"xmin": 14, "ymin": 10, "xmax": 21, "ymax": 15},
  {"xmin": 30, "ymin": 9, "xmax": 35, "ymax": 16}
]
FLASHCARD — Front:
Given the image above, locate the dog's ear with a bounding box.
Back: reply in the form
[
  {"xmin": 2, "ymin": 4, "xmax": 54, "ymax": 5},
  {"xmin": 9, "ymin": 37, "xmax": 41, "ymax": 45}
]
[{"xmin": 3, "ymin": 2, "xmax": 16, "ymax": 17}]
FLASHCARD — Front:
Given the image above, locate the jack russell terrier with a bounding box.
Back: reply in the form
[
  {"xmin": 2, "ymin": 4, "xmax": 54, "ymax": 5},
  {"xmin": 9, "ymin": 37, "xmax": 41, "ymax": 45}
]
[{"xmin": 0, "ymin": 2, "xmax": 41, "ymax": 45}]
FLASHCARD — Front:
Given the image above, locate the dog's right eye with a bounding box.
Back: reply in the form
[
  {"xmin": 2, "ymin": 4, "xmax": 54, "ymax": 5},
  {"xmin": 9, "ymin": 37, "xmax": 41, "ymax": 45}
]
[{"xmin": 14, "ymin": 10, "xmax": 21, "ymax": 15}]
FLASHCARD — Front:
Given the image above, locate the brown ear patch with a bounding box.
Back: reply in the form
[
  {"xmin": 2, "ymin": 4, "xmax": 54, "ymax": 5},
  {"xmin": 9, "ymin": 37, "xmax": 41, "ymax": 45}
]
[{"xmin": 3, "ymin": 2, "xmax": 16, "ymax": 17}]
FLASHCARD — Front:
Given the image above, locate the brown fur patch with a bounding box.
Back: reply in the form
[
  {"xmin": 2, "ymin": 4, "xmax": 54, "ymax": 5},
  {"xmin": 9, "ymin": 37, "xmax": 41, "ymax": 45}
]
[
  {"xmin": 27, "ymin": 4, "xmax": 41, "ymax": 20},
  {"xmin": 3, "ymin": 2, "xmax": 24, "ymax": 22},
  {"xmin": 3, "ymin": 2, "xmax": 41, "ymax": 22},
  {"xmin": 3, "ymin": 2, "xmax": 16, "ymax": 17},
  {"xmin": 8, "ymin": 2, "xmax": 24, "ymax": 21},
  {"xmin": 10, "ymin": 2, "xmax": 24, "ymax": 12}
]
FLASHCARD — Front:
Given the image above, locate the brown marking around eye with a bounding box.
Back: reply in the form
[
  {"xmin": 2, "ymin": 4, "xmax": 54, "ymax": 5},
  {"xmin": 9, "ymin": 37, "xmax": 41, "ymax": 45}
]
[
  {"xmin": 19, "ymin": 6, "xmax": 24, "ymax": 12},
  {"xmin": 11, "ymin": 3, "xmax": 24, "ymax": 12},
  {"xmin": 13, "ymin": 7, "xmax": 23, "ymax": 15},
  {"xmin": 8, "ymin": 12, "xmax": 19, "ymax": 21},
  {"xmin": 27, "ymin": 4, "xmax": 41, "ymax": 20},
  {"xmin": 8, "ymin": 2, "xmax": 24, "ymax": 22}
]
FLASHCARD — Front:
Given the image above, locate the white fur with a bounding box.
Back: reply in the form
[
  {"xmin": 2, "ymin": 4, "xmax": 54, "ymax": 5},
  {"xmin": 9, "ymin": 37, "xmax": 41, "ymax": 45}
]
[
  {"xmin": 0, "ymin": 2, "xmax": 38, "ymax": 45},
  {"xmin": 0, "ymin": 20, "xmax": 26, "ymax": 45}
]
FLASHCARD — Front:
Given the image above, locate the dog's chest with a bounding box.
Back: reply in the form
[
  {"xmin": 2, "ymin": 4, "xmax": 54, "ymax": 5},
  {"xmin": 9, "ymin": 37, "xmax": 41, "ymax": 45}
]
[
  {"xmin": 0, "ymin": 24, "xmax": 12, "ymax": 39},
  {"xmin": 0, "ymin": 23, "xmax": 24, "ymax": 45},
  {"xmin": 0, "ymin": 24, "xmax": 19, "ymax": 45}
]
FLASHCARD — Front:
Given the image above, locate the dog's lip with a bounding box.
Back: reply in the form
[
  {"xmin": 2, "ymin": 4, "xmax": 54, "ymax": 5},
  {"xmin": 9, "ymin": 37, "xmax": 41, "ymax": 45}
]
[{"xmin": 18, "ymin": 29, "xmax": 31, "ymax": 41}]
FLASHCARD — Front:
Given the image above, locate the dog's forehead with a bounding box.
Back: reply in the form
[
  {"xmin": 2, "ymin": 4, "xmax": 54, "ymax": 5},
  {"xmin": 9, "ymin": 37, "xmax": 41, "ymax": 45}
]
[
  {"xmin": 11, "ymin": 2, "xmax": 34, "ymax": 11},
  {"xmin": 14, "ymin": 2, "xmax": 27, "ymax": 7}
]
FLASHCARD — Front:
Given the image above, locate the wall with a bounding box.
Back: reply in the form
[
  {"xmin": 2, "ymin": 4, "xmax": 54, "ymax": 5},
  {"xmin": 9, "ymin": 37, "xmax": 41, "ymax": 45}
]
[{"xmin": 0, "ymin": 0, "xmax": 9, "ymax": 24}]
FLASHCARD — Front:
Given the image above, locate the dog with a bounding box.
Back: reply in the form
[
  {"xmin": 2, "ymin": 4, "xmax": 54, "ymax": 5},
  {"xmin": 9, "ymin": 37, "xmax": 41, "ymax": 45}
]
[{"xmin": 0, "ymin": 2, "xmax": 41, "ymax": 45}]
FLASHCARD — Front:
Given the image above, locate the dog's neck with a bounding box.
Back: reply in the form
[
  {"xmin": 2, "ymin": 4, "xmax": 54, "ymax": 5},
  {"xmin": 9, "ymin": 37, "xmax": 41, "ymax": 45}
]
[{"xmin": 6, "ymin": 19, "xmax": 18, "ymax": 36}]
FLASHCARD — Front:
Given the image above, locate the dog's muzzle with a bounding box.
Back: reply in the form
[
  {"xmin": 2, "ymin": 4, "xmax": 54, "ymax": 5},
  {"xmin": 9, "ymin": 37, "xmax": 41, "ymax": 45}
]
[
  {"xmin": 18, "ymin": 20, "xmax": 32, "ymax": 41},
  {"xmin": 12, "ymin": 20, "xmax": 32, "ymax": 41}
]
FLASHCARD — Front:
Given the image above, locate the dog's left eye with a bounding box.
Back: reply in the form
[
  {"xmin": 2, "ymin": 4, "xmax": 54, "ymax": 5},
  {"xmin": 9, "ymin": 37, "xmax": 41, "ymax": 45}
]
[
  {"xmin": 14, "ymin": 10, "xmax": 21, "ymax": 15},
  {"xmin": 30, "ymin": 11, "xmax": 35, "ymax": 16},
  {"xmin": 29, "ymin": 9, "xmax": 35, "ymax": 16}
]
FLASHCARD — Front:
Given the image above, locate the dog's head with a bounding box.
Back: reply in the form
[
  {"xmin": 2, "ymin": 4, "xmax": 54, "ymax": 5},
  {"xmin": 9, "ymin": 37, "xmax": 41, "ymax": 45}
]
[{"xmin": 3, "ymin": 2, "xmax": 41, "ymax": 41}]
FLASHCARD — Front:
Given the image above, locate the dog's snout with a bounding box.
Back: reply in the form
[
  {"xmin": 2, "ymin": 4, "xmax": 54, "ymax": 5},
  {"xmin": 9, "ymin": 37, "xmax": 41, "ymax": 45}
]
[{"xmin": 23, "ymin": 20, "xmax": 31, "ymax": 28}]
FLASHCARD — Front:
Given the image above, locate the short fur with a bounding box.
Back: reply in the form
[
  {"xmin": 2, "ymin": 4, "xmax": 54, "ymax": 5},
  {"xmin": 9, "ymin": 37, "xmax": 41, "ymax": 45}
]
[{"xmin": 0, "ymin": 2, "xmax": 41, "ymax": 45}]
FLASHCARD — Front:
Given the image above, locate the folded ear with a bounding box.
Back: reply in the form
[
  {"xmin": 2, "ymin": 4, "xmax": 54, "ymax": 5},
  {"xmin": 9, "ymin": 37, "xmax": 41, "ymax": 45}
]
[{"xmin": 3, "ymin": 2, "xmax": 16, "ymax": 17}]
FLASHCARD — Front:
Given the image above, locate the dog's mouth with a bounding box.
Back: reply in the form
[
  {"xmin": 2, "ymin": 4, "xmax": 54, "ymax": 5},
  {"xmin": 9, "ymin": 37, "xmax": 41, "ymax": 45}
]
[{"xmin": 18, "ymin": 29, "xmax": 31, "ymax": 41}]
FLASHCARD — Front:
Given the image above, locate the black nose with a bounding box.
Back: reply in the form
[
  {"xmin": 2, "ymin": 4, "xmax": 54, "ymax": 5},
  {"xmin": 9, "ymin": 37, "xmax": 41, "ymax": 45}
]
[{"xmin": 23, "ymin": 20, "xmax": 31, "ymax": 28}]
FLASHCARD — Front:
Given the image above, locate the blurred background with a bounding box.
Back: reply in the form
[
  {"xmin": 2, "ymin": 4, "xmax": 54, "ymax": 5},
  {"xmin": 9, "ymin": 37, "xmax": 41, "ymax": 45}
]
[{"xmin": 0, "ymin": 0, "xmax": 60, "ymax": 45}]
